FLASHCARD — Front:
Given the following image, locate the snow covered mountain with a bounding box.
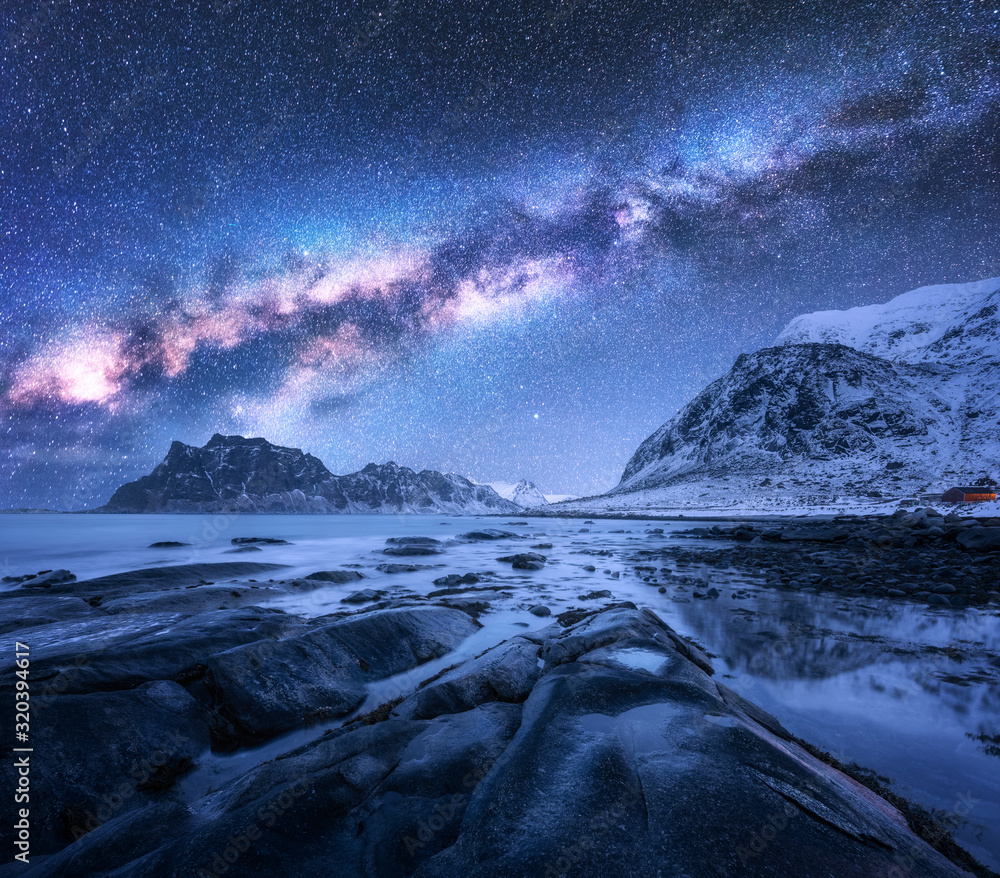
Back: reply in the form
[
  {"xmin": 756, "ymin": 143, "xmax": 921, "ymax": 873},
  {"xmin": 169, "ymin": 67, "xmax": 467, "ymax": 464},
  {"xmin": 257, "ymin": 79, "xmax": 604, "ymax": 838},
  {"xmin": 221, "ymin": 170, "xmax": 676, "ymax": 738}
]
[
  {"xmin": 487, "ymin": 479, "xmax": 549, "ymax": 508},
  {"xmin": 511, "ymin": 480, "xmax": 549, "ymax": 508},
  {"xmin": 555, "ymin": 277, "xmax": 1000, "ymax": 515},
  {"xmin": 98, "ymin": 434, "xmax": 521, "ymax": 514}
]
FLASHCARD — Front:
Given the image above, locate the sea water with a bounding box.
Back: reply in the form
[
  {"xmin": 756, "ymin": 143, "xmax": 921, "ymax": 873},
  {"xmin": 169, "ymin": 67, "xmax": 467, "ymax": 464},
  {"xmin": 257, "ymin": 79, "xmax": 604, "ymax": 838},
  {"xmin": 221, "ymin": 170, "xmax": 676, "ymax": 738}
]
[{"xmin": 2, "ymin": 512, "xmax": 998, "ymax": 868}]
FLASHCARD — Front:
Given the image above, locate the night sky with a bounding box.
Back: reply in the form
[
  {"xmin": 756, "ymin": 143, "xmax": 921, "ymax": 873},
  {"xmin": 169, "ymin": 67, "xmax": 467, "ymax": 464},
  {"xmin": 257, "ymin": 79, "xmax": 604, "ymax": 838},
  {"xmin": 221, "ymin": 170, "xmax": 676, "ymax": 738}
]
[{"xmin": 2, "ymin": 0, "xmax": 999, "ymax": 509}]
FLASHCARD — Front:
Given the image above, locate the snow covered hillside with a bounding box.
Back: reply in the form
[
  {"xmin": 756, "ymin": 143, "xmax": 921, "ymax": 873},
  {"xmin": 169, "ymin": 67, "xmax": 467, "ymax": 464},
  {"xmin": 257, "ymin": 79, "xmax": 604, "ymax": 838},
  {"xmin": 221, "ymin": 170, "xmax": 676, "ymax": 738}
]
[{"xmin": 553, "ymin": 277, "xmax": 1000, "ymax": 516}]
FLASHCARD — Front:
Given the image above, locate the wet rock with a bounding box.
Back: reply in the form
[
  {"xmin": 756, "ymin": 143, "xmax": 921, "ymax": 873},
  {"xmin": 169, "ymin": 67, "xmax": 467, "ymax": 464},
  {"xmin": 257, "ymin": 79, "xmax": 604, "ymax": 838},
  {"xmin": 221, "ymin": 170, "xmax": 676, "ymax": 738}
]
[
  {"xmin": 780, "ymin": 527, "xmax": 851, "ymax": 542},
  {"xmin": 203, "ymin": 607, "xmax": 480, "ymax": 742},
  {"xmin": 378, "ymin": 563, "xmax": 434, "ymax": 574},
  {"xmin": 13, "ymin": 569, "xmax": 76, "ymax": 589},
  {"xmin": 25, "ymin": 802, "xmax": 194, "ymax": 878},
  {"xmin": 0, "ymin": 595, "xmax": 105, "ymax": 636},
  {"xmin": 48, "ymin": 607, "xmax": 973, "ymax": 878},
  {"xmin": 97, "ymin": 585, "xmax": 288, "ymax": 615},
  {"xmin": 0, "ymin": 681, "xmax": 211, "ymax": 856},
  {"xmin": 0, "ymin": 607, "xmax": 308, "ymax": 695},
  {"xmin": 341, "ymin": 589, "xmax": 385, "ymax": 604},
  {"xmin": 457, "ymin": 529, "xmax": 522, "ymax": 541},
  {"xmin": 148, "ymin": 541, "xmax": 190, "ymax": 548},
  {"xmin": 386, "ymin": 536, "xmax": 443, "ymax": 547},
  {"xmin": 497, "ymin": 552, "xmax": 546, "ymax": 570},
  {"xmin": 305, "ymin": 570, "xmax": 365, "ymax": 583},
  {"xmin": 51, "ymin": 563, "xmax": 289, "ymax": 599},
  {"xmin": 231, "ymin": 537, "xmax": 292, "ymax": 546},
  {"xmin": 927, "ymin": 594, "xmax": 951, "ymax": 607},
  {"xmin": 583, "ymin": 565, "xmax": 597, "ymax": 572},
  {"xmin": 956, "ymin": 527, "xmax": 1000, "ymax": 551},
  {"xmin": 531, "ymin": 543, "xmax": 553, "ymax": 549},
  {"xmin": 224, "ymin": 545, "xmax": 263, "ymax": 553},
  {"xmin": 394, "ymin": 637, "xmax": 543, "ymax": 721},
  {"xmin": 432, "ymin": 572, "xmax": 480, "ymax": 587},
  {"xmin": 578, "ymin": 590, "xmax": 613, "ymax": 600},
  {"xmin": 529, "ymin": 605, "xmax": 551, "ymax": 617},
  {"xmin": 383, "ymin": 545, "xmax": 443, "ymax": 557}
]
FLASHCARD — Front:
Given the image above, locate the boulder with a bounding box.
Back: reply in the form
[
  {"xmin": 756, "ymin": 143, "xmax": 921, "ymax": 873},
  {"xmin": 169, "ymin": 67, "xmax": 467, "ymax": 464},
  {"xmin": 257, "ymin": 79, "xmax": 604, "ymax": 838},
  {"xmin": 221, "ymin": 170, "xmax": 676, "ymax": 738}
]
[
  {"xmin": 780, "ymin": 527, "xmax": 851, "ymax": 543},
  {"xmin": 305, "ymin": 570, "xmax": 365, "ymax": 583},
  {"xmin": 432, "ymin": 573, "xmax": 480, "ymax": 587},
  {"xmin": 231, "ymin": 537, "xmax": 292, "ymax": 545},
  {"xmin": 0, "ymin": 681, "xmax": 211, "ymax": 856},
  {"xmin": 341, "ymin": 589, "xmax": 385, "ymax": 604},
  {"xmin": 496, "ymin": 552, "xmax": 546, "ymax": 570},
  {"xmin": 25, "ymin": 802, "xmax": 194, "ymax": 878},
  {"xmin": 956, "ymin": 527, "xmax": 1000, "ymax": 551},
  {"xmin": 0, "ymin": 595, "xmax": 105, "ymax": 636},
  {"xmin": 12, "ymin": 568, "xmax": 76, "ymax": 589},
  {"xmin": 96, "ymin": 584, "xmax": 288, "ymax": 615},
  {"xmin": 40, "ymin": 607, "xmax": 971, "ymax": 878},
  {"xmin": 40, "ymin": 562, "xmax": 289, "ymax": 599},
  {"xmin": 202, "ymin": 607, "xmax": 480, "ymax": 742},
  {"xmin": 0, "ymin": 607, "xmax": 308, "ymax": 695},
  {"xmin": 382, "ymin": 545, "xmax": 444, "ymax": 558},
  {"xmin": 393, "ymin": 636, "xmax": 543, "ymax": 720},
  {"xmin": 379, "ymin": 564, "xmax": 434, "ymax": 574},
  {"xmin": 457, "ymin": 530, "xmax": 522, "ymax": 541},
  {"xmin": 386, "ymin": 537, "xmax": 443, "ymax": 547}
]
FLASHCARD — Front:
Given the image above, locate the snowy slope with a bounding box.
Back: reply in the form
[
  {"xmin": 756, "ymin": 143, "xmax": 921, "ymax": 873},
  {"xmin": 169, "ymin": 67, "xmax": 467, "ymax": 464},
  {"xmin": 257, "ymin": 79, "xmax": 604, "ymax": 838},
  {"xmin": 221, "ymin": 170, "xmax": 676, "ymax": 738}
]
[
  {"xmin": 776, "ymin": 277, "xmax": 1000, "ymax": 366},
  {"xmin": 555, "ymin": 277, "xmax": 1000, "ymax": 516}
]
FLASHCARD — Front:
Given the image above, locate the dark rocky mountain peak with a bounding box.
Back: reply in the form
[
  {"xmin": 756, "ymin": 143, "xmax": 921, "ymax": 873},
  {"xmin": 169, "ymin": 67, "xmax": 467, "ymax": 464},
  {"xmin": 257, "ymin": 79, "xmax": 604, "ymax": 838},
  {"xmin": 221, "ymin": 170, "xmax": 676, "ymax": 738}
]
[{"xmin": 100, "ymin": 437, "xmax": 519, "ymax": 515}]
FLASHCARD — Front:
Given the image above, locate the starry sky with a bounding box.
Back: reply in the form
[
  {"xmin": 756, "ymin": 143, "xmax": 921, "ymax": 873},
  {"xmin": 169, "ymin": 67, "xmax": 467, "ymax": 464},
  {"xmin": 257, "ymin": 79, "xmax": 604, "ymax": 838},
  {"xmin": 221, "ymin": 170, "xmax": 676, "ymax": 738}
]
[{"xmin": 2, "ymin": 0, "xmax": 999, "ymax": 509}]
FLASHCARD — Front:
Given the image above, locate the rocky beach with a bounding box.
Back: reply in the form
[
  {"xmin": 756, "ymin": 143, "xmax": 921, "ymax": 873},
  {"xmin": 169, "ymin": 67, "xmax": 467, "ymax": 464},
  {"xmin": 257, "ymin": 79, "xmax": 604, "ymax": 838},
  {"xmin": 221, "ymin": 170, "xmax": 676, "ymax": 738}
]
[{"xmin": 2, "ymin": 513, "xmax": 998, "ymax": 876}]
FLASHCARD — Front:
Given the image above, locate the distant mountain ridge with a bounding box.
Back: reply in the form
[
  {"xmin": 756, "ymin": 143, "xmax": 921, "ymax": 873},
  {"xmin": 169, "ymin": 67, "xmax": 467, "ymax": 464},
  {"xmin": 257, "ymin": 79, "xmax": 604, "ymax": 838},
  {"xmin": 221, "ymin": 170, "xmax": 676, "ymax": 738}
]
[
  {"xmin": 555, "ymin": 277, "xmax": 1000, "ymax": 513},
  {"xmin": 99, "ymin": 434, "xmax": 521, "ymax": 514}
]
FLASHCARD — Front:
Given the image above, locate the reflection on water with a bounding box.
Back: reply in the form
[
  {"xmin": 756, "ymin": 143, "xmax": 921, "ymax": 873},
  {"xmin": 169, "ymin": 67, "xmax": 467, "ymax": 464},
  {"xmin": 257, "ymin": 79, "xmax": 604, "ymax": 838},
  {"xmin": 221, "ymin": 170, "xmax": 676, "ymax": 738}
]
[{"xmin": 3, "ymin": 513, "xmax": 999, "ymax": 869}]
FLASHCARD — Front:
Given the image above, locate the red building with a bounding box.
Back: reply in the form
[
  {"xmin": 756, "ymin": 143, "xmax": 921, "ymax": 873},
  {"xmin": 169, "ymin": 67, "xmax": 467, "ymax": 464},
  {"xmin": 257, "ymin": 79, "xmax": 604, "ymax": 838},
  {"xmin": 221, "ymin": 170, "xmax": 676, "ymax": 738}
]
[{"xmin": 941, "ymin": 486, "xmax": 998, "ymax": 502}]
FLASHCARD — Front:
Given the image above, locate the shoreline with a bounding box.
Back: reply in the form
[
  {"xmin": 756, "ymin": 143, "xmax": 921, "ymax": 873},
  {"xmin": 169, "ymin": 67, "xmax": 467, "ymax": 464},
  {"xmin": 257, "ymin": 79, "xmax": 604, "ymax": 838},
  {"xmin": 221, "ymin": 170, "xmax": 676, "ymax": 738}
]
[{"xmin": 1, "ymin": 517, "xmax": 998, "ymax": 873}]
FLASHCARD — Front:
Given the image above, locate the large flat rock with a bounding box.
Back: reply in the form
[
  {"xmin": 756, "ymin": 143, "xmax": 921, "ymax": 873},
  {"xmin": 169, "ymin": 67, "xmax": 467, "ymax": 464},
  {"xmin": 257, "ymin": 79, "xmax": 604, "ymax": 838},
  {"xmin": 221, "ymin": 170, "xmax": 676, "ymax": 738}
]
[
  {"xmin": 0, "ymin": 608, "xmax": 309, "ymax": 695},
  {"xmin": 12, "ymin": 562, "xmax": 289, "ymax": 599},
  {"xmin": 0, "ymin": 681, "xmax": 211, "ymax": 857},
  {"xmin": 204, "ymin": 607, "xmax": 481, "ymax": 741},
  {"xmin": 29, "ymin": 607, "xmax": 973, "ymax": 878}
]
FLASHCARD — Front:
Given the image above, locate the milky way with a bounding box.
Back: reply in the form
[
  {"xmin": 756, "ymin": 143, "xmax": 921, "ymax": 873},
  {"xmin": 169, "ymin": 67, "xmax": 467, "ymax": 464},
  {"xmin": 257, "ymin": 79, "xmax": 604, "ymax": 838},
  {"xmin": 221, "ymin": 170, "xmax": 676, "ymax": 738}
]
[{"xmin": 2, "ymin": 0, "xmax": 999, "ymax": 508}]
